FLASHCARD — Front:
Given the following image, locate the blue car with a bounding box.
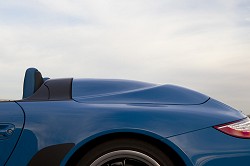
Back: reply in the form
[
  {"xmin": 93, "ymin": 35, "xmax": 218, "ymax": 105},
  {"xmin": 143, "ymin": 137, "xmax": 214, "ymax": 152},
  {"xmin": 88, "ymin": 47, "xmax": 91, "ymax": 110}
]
[{"xmin": 1, "ymin": 68, "xmax": 250, "ymax": 166}]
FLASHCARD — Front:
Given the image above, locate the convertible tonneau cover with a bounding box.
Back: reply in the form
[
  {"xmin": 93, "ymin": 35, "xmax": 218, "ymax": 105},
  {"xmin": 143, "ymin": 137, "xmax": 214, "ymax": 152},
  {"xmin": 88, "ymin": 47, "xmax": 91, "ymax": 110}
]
[
  {"xmin": 22, "ymin": 68, "xmax": 209, "ymax": 105},
  {"xmin": 72, "ymin": 79, "xmax": 209, "ymax": 105}
]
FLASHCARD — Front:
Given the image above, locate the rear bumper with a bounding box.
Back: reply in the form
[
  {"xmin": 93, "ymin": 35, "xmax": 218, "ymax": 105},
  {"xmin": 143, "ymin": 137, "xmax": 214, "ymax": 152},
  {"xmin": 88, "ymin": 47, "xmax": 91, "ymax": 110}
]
[{"xmin": 168, "ymin": 127, "xmax": 250, "ymax": 166}]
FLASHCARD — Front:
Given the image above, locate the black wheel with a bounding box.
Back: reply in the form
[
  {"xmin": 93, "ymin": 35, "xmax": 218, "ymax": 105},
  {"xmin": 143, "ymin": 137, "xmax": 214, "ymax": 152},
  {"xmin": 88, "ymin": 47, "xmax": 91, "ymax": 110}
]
[{"xmin": 76, "ymin": 138, "xmax": 175, "ymax": 166}]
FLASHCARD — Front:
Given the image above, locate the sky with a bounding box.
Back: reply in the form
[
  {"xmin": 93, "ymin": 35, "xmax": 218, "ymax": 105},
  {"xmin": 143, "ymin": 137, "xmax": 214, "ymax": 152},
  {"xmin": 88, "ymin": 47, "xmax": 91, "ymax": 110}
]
[{"xmin": 0, "ymin": 0, "xmax": 250, "ymax": 114}]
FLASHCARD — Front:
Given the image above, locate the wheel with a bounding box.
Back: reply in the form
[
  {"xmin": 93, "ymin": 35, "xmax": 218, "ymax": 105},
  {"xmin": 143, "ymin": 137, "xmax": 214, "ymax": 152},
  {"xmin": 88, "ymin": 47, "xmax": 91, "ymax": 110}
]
[{"xmin": 76, "ymin": 138, "xmax": 175, "ymax": 166}]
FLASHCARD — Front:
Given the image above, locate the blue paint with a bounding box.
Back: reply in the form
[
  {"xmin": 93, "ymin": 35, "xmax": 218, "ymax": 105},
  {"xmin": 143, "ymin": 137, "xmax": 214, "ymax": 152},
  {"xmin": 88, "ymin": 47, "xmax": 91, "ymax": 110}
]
[
  {"xmin": 169, "ymin": 127, "xmax": 250, "ymax": 166},
  {"xmin": 0, "ymin": 102, "xmax": 24, "ymax": 166},
  {"xmin": 1, "ymin": 77, "xmax": 249, "ymax": 165},
  {"xmin": 72, "ymin": 79, "xmax": 209, "ymax": 105}
]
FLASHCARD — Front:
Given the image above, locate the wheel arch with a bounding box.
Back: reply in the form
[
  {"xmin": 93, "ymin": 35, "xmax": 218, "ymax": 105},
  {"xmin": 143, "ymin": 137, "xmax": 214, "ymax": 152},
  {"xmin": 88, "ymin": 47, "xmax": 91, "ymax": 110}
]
[{"xmin": 60, "ymin": 129, "xmax": 191, "ymax": 166}]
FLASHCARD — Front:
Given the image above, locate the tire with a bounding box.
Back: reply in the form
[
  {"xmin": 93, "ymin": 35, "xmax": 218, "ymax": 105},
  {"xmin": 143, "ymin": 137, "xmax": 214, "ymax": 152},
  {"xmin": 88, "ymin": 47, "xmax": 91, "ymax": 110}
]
[{"xmin": 76, "ymin": 138, "xmax": 175, "ymax": 166}]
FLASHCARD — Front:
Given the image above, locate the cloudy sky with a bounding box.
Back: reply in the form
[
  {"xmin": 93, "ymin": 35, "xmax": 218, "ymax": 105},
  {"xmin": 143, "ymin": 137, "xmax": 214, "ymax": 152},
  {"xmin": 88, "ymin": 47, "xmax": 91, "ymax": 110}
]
[{"xmin": 0, "ymin": 0, "xmax": 250, "ymax": 114}]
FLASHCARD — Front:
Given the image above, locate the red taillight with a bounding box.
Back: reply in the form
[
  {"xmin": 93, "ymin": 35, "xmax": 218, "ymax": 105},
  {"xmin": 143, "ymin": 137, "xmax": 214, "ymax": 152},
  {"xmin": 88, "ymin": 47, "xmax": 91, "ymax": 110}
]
[{"xmin": 214, "ymin": 118, "xmax": 250, "ymax": 139}]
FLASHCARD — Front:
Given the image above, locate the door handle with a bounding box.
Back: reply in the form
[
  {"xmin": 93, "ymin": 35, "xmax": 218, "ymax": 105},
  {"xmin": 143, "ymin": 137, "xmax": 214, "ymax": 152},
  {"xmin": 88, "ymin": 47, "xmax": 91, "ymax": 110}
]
[{"xmin": 0, "ymin": 124, "xmax": 15, "ymax": 139}]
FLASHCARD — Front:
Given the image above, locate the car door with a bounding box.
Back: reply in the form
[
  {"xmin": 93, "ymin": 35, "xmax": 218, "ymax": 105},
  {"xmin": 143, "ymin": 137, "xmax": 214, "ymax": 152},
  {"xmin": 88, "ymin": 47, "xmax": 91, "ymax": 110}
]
[{"xmin": 0, "ymin": 101, "xmax": 25, "ymax": 166}]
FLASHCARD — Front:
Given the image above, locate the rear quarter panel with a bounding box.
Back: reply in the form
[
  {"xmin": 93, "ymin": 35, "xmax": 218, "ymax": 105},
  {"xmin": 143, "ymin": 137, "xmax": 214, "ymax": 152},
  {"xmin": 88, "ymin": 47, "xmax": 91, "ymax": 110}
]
[{"xmin": 12, "ymin": 98, "xmax": 245, "ymax": 165}]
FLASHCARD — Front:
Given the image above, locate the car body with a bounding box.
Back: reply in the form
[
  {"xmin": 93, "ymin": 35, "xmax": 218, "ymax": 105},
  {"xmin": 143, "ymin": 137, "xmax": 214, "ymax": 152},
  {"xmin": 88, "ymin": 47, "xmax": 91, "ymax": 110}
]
[{"xmin": 1, "ymin": 68, "xmax": 250, "ymax": 166}]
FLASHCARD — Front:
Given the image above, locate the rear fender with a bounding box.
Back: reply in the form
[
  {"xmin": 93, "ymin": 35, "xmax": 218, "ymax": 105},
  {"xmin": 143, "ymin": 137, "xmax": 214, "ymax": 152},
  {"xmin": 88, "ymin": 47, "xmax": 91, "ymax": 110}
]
[{"xmin": 60, "ymin": 129, "xmax": 192, "ymax": 166}]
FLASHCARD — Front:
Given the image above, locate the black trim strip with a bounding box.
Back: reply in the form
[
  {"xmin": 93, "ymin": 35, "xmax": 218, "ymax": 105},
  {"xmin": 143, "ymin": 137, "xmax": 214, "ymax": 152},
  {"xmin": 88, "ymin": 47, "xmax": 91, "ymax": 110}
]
[{"xmin": 28, "ymin": 143, "xmax": 75, "ymax": 166}]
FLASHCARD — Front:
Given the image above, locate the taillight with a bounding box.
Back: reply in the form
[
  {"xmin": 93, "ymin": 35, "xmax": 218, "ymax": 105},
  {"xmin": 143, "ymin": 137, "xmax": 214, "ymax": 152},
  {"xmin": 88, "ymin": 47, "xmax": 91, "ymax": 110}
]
[{"xmin": 214, "ymin": 117, "xmax": 250, "ymax": 139}]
